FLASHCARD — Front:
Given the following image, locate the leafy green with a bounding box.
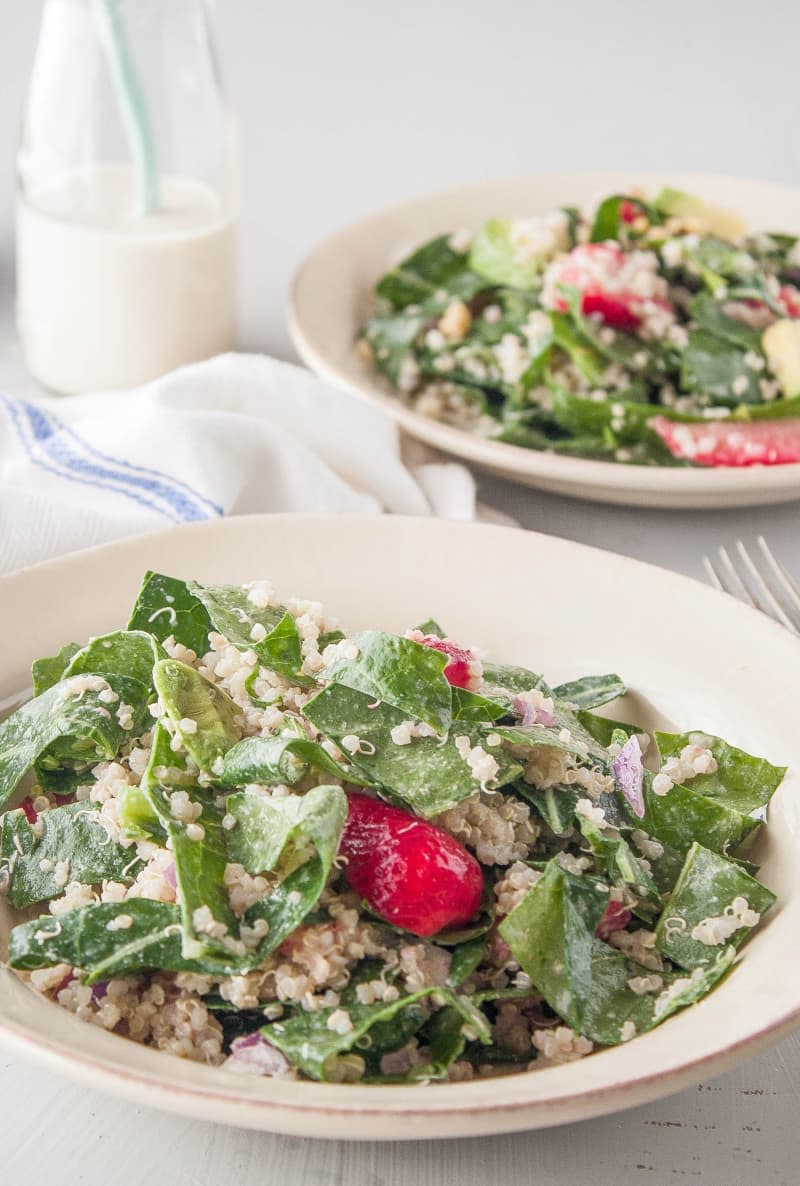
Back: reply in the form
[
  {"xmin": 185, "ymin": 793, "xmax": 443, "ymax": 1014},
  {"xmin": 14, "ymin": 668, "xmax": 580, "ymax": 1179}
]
[
  {"xmin": 31, "ymin": 644, "xmax": 80, "ymax": 697},
  {"xmin": 153, "ymin": 660, "xmax": 240, "ymax": 771},
  {"xmin": 64, "ymin": 631, "xmax": 162, "ymax": 694},
  {"xmin": 469, "ymin": 219, "xmax": 543, "ymax": 289},
  {"xmin": 147, "ymin": 785, "xmax": 239, "ymax": 960},
  {"xmin": 187, "ymin": 582, "xmax": 304, "ymax": 681},
  {"xmin": 128, "ymin": 571, "xmax": 212, "ymax": 655},
  {"xmin": 0, "ymin": 678, "xmax": 134, "ymax": 810},
  {"xmin": 553, "ymin": 673, "xmax": 626, "ymax": 709},
  {"xmin": 578, "ymin": 816, "xmax": 660, "ymax": 917},
  {"xmin": 304, "ymin": 683, "xmax": 521, "ymax": 816},
  {"xmin": 516, "ymin": 783, "xmax": 579, "ymax": 836},
  {"xmin": 654, "ymin": 842, "xmax": 776, "ymax": 969},
  {"xmin": 654, "ymin": 730, "xmax": 786, "ymax": 814},
  {"xmin": 481, "ymin": 662, "xmax": 548, "ymax": 696},
  {"xmin": 500, "ymin": 861, "xmax": 734, "ymax": 1045},
  {"xmin": 0, "ymin": 802, "xmax": 142, "ymax": 908},
  {"xmin": 226, "ymin": 785, "xmax": 348, "ymax": 953},
  {"xmin": 8, "ymin": 900, "xmax": 241, "ymax": 980},
  {"xmin": 262, "ymin": 981, "xmax": 490, "ymax": 1082},
  {"xmin": 220, "ymin": 734, "xmax": 370, "ymax": 788},
  {"xmin": 323, "ymin": 630, "xmax": 453, "ymax": 735},
  {"xmin": 680, "ymin": 329, "xmax": 761, "ymax": 405},
  {"xmin": 376, "ymin": 236, "xmax": 483, "ymax": 309},
  {"xmin": 576, "ymin": 711, "xmax": 639, "ymax": 748},
  {"xmin": 632, "ymin": 774, "xmax": 761, "ymax": 878},
  {"xmin": 688, "ymin": 293, "xmax": 764, "ymax": 352}
]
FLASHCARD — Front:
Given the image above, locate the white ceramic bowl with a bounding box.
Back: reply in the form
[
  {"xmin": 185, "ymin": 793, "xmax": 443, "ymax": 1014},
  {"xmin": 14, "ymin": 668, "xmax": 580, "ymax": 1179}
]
[
  {"xmin": 289, "ymin": 171, "xmax": 800, "ymax": 509},
  {"xmin": 1, "ymin": 514, "xmax": 799, "ymax": 1138}
]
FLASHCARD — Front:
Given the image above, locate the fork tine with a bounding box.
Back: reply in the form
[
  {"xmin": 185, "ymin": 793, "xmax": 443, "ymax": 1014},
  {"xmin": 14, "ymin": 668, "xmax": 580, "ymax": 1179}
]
[
  {"xmin": 702, "ymin": 555, "xmax": 725, "ymax": 593},
  {"xmin": 715, "ymin": 544, "xmax": 759, "ymax": 609},
  {"xmin": 756, "ymin": 536, "xmax": 800, "ymax": 614},
  {"xmin": 735, "ymin": 540, "xmax": 800, "ymax": 634}
]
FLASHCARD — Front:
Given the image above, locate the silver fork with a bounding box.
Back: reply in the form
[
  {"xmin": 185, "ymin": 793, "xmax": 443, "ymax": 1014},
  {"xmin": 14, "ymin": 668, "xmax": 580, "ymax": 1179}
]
[{"xmin": 703, "ymin": 537, "xmax": 800, "ymax": 635}]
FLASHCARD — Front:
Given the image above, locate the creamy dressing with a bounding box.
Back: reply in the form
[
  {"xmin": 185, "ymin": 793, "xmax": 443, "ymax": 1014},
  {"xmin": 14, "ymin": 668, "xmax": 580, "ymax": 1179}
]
[{"xmin": 16, "ymin": 165, "xmax": 238, "ymax": 394}]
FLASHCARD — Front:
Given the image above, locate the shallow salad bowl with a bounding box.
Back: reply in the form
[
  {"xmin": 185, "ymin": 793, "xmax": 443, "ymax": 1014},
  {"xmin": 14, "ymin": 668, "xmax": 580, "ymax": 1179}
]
[
  {"xmin": 289, "ymin": 171, "xmax": 800, "ymax": 509},
  {"xmin": 1, "ymin": 514, "xmax": 800, "ymax": 1138}
]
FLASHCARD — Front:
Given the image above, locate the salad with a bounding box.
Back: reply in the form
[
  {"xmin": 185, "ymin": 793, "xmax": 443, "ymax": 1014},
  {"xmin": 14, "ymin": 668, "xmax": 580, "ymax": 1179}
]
[
  {"xmin": 358, "ymin": 187, "xmax": 800, "ymax": 467},
  {"xmin": 0, "ymin": 572, "xmax": 785, "ymax": 1083}
]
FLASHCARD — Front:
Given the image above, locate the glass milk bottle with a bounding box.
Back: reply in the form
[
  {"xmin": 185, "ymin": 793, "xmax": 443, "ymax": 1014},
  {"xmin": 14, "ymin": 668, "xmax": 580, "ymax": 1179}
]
[{"xmin": 16, "ymin": 0, "xmax": 239, "ymax": 394}]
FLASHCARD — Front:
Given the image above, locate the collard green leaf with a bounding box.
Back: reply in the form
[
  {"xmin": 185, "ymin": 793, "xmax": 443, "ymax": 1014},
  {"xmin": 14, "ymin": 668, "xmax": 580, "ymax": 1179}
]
[
  {"xmin": 578, "ymin": 816, "xmax": 661, "ymax": 917},
  {"xmin": 469, "ymin": 219, "xmax": 544, "ymax": 289},
  {"xmin": 153, "ymin": 660, "xmax": 240, "ymax": 771},
  {"xmin": 31, "ymin": 644, "xmax": 80, "ymax": 697},
  {"xmin": 589, "ymin": 194, "xmax": 661, "ymax": 243},
  {"xmin": 376, "ymin": 235, "xmax": 482, "ymax": 309},
  {"xmin": 446, "ymin": 934, "xmax": 488, "ymax": 988},
  {"xmin": 654, "ymin": 730, "xmax": 786, "ymax": 814},
  {"xmin": 262, "ymin": 982, "xmax": 490, "ymax": 1082},
  {"xmin": 553, "ymin": 673, "xmax": 626, "ymax": 710},
  {"xmin": 680, "ymin": 329, "xmax": 761, "ymax": 405},
  {"xmin": 323, "ymin": 630, "xmax": 453, "ymax": 736},
  {"xmin": 187, "ymin": 582, "xmax": 304, "ymax": 681},
  {"xmin": 236, "ymin": 785, "xmax": 348, "ymax": 954},
  {"xmin": 0, "ymin": 678, "xmax": 133, "ymax": 810},
  {"xmin": 481, "ymin": 662, "xmax": 549, "ymax": 696},
  {"xmin": 8, "ymin": 900, "xmax": 242, "ymax": 980},
  {"xmin": 576, "ymin": 711, "xmax": 639, "ymax": 748},
  {"xmin": 516, "ymin": 782, "xmax": 579, "ymax": 836},
  {"xmin": 0, "ymin": 802, "xmax": 142, "ymax": 908},
  {"xmin": 654, "ymin": 842, "xmax": 776, "ymax": 969},
  {"xmin": 147, "ymin": 785, "xmax": 239, "ymax": 960},
  {"xmin": 688, "ymin": 293, "xmax": 764, "ymax": 353},
  {"xmin": 632, "ymin": 773, "xmax": 761, "ymax": 868},
  {"xmin": 220, "ymin": 734, "xmax": 370, "ymax": 789},
  {"xmin": 500, "ymin": 861, "xmax": 734, "ymax": 1045},
  {"xmin": 303, "ymin": 683, "xmax": 521, "ymax": 816},
  {"xmin": 451, "ymin": 687, "xmax": 509, "ymax": 724},
  {"xmin": 128, "ymin": 571, "xmax": 212, "ymax": 655},
  {"xmin": 225, "ymin": 784, "xmax": 347, "ymax": 877},
  {"xmin": 64, "ymin": 631, "xmax": 162, "ymax": 695}
]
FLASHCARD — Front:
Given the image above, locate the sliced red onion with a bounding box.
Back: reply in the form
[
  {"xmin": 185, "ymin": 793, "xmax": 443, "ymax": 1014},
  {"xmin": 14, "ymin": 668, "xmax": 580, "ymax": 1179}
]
[
  {"xmin": 512, "ymin": 695, "xmax": 555, "ymax": 729},
  {"xmin": 91, "ymin": 981, "xmax": 109, "ymax": 1001},
  {"xmin": 224, "ymin": 1032, "xmax": 290, "ymax": 1077},
  {"xmin": 596, "ymin": 899, "xmax": 632, "ymax": 941},
  {"xmin": 612, "ymin": 734, "xmax": 645, "ymax": 819},
  {"xmin": 162, "ymin": 861, "xmax": 177, "ymax": 888}
]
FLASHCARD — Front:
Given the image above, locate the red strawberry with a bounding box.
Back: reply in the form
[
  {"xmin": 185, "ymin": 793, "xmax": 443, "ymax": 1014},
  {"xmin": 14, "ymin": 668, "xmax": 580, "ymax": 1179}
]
[
  {"xmin": 596, "ymin": 900, "xmax": 632, "ymax": 941},
  {"xmin": 779, "ymin": 285, "xmax": 800, "ymax": 318},
  {"xmin": 339, "ymin": 793, "xmax": 484, "ymax": 937},
  {"xmin": 650, "ymin": 416, "xmax": 800, "ymax": 467},
  {"xmin": 415, "ymin": 634, "xmax": 480, "ymax": 690},
  {"xmin": 546, "ymin": 242, "xmax": 673, "ymax": 330},
  {"xmin": 619, "ymin": 200, "xmax": 639, "ymax": 224}
]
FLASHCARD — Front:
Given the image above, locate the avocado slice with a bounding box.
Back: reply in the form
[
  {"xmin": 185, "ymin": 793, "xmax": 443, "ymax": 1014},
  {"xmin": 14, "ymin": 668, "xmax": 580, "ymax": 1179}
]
[
  {"xmin": 763, "ymin": 318, "xmax": 800, "ymax": 397},
  {"xmin": 653, "ymin": 187, "xmax": 745, "ymax": 242}
]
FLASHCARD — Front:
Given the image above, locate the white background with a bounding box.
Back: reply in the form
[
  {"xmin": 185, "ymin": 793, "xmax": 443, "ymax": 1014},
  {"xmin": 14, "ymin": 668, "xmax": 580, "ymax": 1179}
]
[{"xmin": 1, "ymin": 2, "xmax": 800, "ymax": 1183}]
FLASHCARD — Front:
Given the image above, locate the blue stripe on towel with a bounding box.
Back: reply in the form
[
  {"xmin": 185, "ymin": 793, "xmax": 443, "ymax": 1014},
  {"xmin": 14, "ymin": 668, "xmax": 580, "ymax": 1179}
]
[{"xmin": 2, "ymin": 396, "xmax": 221, "ymax": 523}]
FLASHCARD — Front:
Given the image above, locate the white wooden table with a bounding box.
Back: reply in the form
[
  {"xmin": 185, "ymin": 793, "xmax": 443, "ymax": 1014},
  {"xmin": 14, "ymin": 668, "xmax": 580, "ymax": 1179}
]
[{"xmin": 1, "ymin": 2, "xmax": 799, "ymax": 1181}]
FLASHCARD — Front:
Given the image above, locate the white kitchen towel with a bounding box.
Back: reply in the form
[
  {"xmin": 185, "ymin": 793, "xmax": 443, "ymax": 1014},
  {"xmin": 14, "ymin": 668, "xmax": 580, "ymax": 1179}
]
[{"xmin": 0, "ymin": 353, "xmax": 504, "ymax": 574}]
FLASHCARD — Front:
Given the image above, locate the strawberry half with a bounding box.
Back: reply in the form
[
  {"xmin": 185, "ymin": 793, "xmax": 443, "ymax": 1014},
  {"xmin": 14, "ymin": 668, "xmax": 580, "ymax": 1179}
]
[
  {"xmin": 650, "ymin": 416, "xmax": 800, "ymax": 467},
  {"xmin": 415, "ymin": 634, "xmax": 480, "ymax": 690},
  {"xmin": 339, "ymin": 793, "xmax": 484, "ymax": 937},
  {"xmin": 544, "ymin": 242, "xmax": 673, "ymax": 330}
]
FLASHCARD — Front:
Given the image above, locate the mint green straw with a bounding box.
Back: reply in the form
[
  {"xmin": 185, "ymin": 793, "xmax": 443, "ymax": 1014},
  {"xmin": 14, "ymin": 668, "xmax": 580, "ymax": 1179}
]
[{"xmin": 94, "ymin": 0, "xmax": 160, "ymax": 215}]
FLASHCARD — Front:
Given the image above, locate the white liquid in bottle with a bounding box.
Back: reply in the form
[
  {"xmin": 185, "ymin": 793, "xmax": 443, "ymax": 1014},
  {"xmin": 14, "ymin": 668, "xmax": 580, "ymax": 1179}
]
[{"xmin": 16, "ymin": 165, "xmax": 238, "ymax": 394}]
